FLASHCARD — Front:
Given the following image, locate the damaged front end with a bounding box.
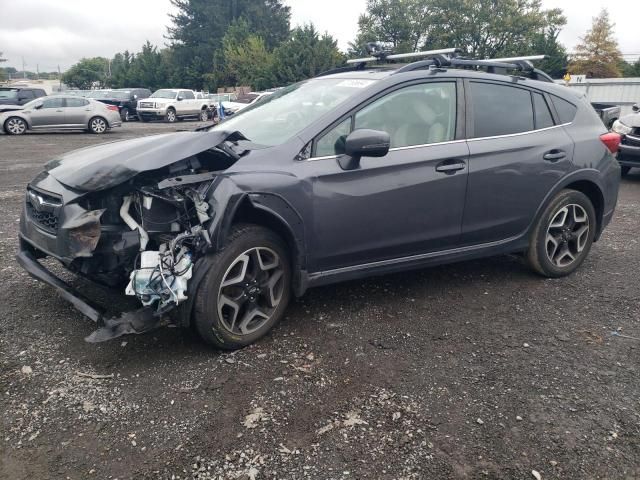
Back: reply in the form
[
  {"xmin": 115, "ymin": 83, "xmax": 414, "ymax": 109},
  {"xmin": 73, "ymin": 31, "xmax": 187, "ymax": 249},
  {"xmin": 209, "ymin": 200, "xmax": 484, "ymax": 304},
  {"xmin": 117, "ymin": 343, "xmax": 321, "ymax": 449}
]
[{"xmin": 18, "ymin": 130, "xmax": 251, "ymax": 342}]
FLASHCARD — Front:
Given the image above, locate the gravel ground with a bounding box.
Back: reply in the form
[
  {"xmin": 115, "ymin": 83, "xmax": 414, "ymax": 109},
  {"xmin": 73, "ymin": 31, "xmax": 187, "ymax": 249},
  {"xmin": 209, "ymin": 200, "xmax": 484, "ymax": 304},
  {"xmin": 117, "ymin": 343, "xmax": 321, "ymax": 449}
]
[{"xmin": 0, "ymin": 122, "xmax": 639, "ymax": 480}]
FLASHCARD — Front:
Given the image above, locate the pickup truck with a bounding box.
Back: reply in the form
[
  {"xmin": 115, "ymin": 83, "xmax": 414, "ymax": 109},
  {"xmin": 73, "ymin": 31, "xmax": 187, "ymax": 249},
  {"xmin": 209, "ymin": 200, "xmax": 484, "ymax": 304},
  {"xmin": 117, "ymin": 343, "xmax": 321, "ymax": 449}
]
[
  {"xmin": 592, "ymin": 102, "xmax": 621, "ymax": 129},
  {"xmin": 612, "ymin": 103, "xmax": 640, "ymax": 176},
  {"xmin": 137, "ymin": 89, "xmax": 211, "ymax": 123}
]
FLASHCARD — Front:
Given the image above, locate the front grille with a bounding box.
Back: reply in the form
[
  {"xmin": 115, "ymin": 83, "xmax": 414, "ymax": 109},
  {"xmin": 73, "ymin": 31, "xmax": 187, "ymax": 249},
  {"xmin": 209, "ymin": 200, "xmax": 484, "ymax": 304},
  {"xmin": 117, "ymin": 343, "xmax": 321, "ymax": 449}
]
[
  {"xmin": 139, "ymin": 102, "xmax": 154, "ymax": 108},
  {"xmin": 25, "ymin": 188, "xmax": 62, "ymax": 234}
]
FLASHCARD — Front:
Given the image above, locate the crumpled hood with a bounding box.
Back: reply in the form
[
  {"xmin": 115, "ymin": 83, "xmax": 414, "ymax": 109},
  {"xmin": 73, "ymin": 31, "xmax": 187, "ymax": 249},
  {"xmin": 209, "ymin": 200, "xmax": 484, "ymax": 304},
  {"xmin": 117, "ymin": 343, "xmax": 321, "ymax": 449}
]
[
  {"xmin": 44, "ymin": 130, "xmax": 243, "ymax": 192},
  {"xmin": 619, "ymin": 112, "xmax": 640, "ymax": 129}
]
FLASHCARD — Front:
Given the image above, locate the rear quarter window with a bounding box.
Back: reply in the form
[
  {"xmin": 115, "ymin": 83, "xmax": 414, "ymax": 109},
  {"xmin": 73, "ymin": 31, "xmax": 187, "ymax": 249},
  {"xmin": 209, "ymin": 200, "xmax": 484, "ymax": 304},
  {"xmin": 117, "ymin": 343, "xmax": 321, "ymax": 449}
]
[{"xmin": 551, "ymin": 96, "xmax": 578, "ymax": 124}]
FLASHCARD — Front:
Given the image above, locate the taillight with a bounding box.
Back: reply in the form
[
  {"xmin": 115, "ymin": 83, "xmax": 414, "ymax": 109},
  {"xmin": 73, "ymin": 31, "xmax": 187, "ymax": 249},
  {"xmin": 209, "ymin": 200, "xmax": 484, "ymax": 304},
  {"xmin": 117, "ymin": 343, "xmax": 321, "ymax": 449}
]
[
  {"xmin": 600, "ymin": 132, "xmax": 621, "ymax": 154},
  {"xmin": 106, "ymin": 105, "xmax": 119, "ymax": 112}
]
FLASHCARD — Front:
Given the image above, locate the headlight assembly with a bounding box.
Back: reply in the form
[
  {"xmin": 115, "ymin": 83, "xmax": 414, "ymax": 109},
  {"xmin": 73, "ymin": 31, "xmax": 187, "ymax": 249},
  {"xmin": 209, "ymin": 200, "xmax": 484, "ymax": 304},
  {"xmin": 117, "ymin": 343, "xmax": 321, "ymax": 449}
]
[{"xmin": 612, "ymin": 120, "xmax": 632, "ymax": 136}]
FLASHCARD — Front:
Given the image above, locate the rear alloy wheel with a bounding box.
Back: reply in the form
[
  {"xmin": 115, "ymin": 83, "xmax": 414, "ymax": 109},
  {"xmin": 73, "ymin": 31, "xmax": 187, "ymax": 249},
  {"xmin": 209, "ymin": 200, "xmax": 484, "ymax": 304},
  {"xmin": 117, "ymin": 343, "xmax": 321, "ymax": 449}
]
[
  {"xmin": 89, "ymin": 117, "xmax": 108, "ymax": 134},
  {"xmin": 527, "ymin": 189, "xmax": 596, "ymax": 277},
  {"xmin": 120, "ymin": 107, "xmax": 130, "ymax": 122},
  {"xmin": 194, "ymin": 225, "xmax": 291, "ymax": 350},
  {"xmin": 200, "ymin": 109, "xmax": 209, "ymax": 122},
  {"xmin": 5, "ymin": 117, "xmax": 27, "ymax": 135},
  {"xmin": 165, "ymin": 108, "xmax": 177, "ymax": 123}
]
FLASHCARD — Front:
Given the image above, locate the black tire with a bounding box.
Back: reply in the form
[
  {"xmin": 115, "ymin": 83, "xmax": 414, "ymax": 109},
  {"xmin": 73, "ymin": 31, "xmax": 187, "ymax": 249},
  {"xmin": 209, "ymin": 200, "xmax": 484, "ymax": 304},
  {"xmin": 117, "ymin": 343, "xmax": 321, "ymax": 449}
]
[
  {"xmin": 165, "ymin": 108, "xmax": 177, "ymax": 123},
  {"xmin": 621, "ymin": 166, "xmax": 631, "ymax": 177},
  {"xmin": 199, "ymin": 108, "xmax": 209, "ymax": 122},
  {"xmin": 194, "ymin": 224, "xmax": 291, "ymax": 350},
  {"xmin": 88, "ymin": 116, "xmax": 108, "ymax": 134},
  {"xmin": 120, "ymin": 107, "xmax": 130, "ymax": 122},
  {"xmin": 4, "ymin": 117, "xmax": 28, "ymax": 135},
  {"xmin": 527, "ymin": 189, "xmax": 596, "ymax": 278}
]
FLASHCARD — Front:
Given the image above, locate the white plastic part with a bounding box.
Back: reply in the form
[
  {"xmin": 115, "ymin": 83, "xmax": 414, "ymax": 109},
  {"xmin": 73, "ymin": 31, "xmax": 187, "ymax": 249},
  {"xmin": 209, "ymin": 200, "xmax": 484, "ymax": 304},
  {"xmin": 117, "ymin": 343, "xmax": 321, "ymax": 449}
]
[
  {"xmin": 487, "ymin": 55, "xmax": 546, "ymax": 63},
  {"xmin": 125, "ymin": 250, "xmax": 193, "ymax": 309},
  {"xmin": 120, "ymin": 195, "xmax": 149, "ymax": 250},
  {"xmin": 346, "ymin": 47, "xmax": 459, "ymax": 64}
]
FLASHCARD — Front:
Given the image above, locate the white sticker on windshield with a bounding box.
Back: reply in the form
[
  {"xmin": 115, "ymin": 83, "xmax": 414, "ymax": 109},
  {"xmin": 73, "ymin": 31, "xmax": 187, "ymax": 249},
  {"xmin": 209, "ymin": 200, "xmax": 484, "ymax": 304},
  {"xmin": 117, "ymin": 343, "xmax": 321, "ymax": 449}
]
[{"xmin": 336, "ymin": 79, "xmax": 375, "ymax": 89}]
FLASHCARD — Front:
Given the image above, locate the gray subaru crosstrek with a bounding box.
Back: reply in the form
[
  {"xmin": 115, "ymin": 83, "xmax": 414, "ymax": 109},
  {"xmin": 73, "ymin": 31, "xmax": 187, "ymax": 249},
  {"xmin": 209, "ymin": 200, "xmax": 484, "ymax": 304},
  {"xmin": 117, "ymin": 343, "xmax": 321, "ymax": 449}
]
[{"xmin": 17, "ymin": 52, "xmax": 621, "ymax": 349}]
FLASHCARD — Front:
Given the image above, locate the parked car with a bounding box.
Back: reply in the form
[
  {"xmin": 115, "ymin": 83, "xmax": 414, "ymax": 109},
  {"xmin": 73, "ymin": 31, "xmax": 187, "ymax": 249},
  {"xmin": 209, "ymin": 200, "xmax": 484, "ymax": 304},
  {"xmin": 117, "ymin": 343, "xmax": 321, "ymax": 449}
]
[
  {"xmin": 88, "ymin": 88, "xmax": 152, "ymax": 121},
  {"xmin": 136, "ymin": 89, "xmax": 211, "ymax": 122},
  {"xmin": 222, "ymin": 91, "xmax": 272, "ymax": 115},
  {"xmin": 592, "ymin": 102, "xmax": 621, "ymax": 129},
  {"xmin": 1, "ymin": 95, "xmax": 122, "ymax": 135},
  {"xmin": 0, "ymin": 87, "xmax": 47, "ymax": 109},
  {"xmin": 17, "ymin": 52, "xmax": 620, "ymax": 349},
  {"xmin": 612, "ymin": 103, "xmax": 640, "ymax": 175}
]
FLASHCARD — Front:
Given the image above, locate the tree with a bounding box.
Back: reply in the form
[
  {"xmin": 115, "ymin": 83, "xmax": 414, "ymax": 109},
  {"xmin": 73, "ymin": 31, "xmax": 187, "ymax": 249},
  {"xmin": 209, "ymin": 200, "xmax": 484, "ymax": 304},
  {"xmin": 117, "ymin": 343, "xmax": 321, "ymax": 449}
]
[
  {"xmin": 568, "ymin": 9, "xmax": 622, "ymax": 78},
  {"xmin": 223, "ymin": 19, "xmax": 274, "ymax": 90},
  {"xmin": 61, "ymin": 57, "xmax": 108, "ymax": 89},
  {"xmin": 525, "ymin": 25, "xmax": 568, "ymax": 79},
  {"xmin": 126, "ymin": 41, "xmax": 170, "ymax": 90},
  {"xmin": 351, "ymin": 0, "xmax": 566, "ymax": 59},
  {"xmin": 271, "ymin": 25, "xmax": 344, "ymax": 85},
  {"xmin": 167, "ymin": 0, "xmax": 291, "ymax": 89},
  {"xmin": 351, "ymin": 0, "xmax": 434, "ymax": 55},
  {"xmin": 620, "ymin": 60, "xmax": 640, "ymax": 78}
]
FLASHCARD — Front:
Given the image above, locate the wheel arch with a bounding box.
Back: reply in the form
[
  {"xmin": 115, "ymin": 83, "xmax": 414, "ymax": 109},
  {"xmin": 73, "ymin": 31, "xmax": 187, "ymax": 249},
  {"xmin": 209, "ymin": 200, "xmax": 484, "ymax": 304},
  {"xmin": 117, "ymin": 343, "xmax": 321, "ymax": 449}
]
[
  {"xmin": 529, "ymin": 170, "xmax": 606, "ymax": 243},
  {"xmin": 229, "ymin": 194, "xmax": 307, "ymax": 296},
  {"xmin": 177, "ymin": 192, "xmax": 308, "ymax": 329}
]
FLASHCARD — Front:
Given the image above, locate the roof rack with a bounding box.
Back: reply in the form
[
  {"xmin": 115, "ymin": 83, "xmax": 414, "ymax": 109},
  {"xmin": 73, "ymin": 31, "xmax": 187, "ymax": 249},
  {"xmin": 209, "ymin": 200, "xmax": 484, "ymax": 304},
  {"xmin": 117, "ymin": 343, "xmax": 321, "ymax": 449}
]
[{"xmin": 338, "ymin": 46, "xmax": 552, "ymax": 82}]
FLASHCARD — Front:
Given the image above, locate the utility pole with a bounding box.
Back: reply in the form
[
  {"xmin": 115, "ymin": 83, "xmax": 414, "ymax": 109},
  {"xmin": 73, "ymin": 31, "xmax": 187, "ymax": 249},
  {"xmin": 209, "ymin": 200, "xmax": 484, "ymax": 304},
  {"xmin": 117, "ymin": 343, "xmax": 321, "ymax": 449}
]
[
  {"xmin": 58, "ymin": 65, "xmax": 61, "ymax": 91},
  {"xmin": 22, "ymin": 56, "xmax": 26, "ymax": 79},
  {"xmin": 36, "ymin": 64, "xmax": 39, "ymax": 80}
]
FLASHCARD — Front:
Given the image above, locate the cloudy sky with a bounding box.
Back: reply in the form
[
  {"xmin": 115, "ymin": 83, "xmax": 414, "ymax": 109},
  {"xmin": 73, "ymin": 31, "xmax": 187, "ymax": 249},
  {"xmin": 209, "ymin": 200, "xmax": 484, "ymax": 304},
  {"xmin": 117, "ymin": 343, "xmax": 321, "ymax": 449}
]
[{"xmin": 0, "ymin": 0, "xmax": 638, "ymax": 72}]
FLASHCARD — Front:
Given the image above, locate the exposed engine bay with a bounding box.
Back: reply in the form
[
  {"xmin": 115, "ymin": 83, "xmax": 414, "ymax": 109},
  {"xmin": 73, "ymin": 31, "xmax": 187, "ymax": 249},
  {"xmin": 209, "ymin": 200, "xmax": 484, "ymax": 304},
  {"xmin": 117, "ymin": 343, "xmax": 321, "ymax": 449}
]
[{"xmin": 19, "ymin": 131, "xmax": 253, "ymax": 342}]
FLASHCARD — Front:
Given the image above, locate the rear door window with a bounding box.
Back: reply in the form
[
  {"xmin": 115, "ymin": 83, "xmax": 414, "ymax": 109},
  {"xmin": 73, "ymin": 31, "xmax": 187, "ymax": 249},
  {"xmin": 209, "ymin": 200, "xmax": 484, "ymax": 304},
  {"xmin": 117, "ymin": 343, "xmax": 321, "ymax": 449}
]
[
  {"xmin": 65, "ymin": 98, "xmax": 89, "ymax": 107},
  {"xmin": 181, "ymin": 90, "xmax": 195, "ymax": 100},
  {"xmin": 470, "ymin": 82, "xmax": 534, "ymax": 138}
]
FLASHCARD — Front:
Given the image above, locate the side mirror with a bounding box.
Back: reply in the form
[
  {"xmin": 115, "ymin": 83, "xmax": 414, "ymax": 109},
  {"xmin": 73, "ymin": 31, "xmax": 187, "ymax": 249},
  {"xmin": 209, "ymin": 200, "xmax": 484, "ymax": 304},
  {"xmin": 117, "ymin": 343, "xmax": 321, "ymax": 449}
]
[
  {"xmin": 633, "ymin": 104, "xmax": 639, "ymax": 113},
  {"xmin": 33, "ymin": 103, "xmax": 43, "ymax": 110},
  {"xmin": 133, "ymin": 94, "xmax": 138, "ymax": 100},
  {"xmin": 177, "ymin": 96, "xmax": 184, "ymax": 101},
  {"xmin": 338, "ymin": 129, "xmax": 391, "ymax": 170}
]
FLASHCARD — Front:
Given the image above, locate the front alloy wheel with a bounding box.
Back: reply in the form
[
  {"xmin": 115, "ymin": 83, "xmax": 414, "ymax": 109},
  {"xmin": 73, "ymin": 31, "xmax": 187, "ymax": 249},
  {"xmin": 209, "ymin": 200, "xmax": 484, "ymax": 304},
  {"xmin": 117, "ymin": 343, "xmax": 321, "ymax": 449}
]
[
  {"xmin": 218, "ymin": 247, "xmax": 285, "ymax": 335},
  {"xmin": 166, "ymin": 109, "xmax": 177, "ymax": 123},
  {"xmin": 194, "ymin": 225, "xmax": 291, "ymax": 350},
  {"xmin": 5, "ymin": 117, "xmax": 27, "ymax": 135}
]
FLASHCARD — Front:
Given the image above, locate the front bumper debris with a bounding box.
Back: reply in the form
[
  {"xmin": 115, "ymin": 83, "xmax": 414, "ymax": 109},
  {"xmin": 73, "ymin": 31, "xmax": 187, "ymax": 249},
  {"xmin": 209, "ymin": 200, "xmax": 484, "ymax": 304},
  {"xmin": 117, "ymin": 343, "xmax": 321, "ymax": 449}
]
[
  {"xmin": 17, "ymin": 242, "xmax": 167, "ymax": 342},
  {"xmin": 16, "ymin": 247, "xmax": 104, "ymax": 323}
]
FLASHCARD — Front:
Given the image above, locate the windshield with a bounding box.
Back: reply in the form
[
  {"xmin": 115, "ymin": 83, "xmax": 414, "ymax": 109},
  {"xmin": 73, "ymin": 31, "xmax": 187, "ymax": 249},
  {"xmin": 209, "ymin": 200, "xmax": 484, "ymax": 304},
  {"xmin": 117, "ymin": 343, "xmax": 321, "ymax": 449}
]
[
  {"xmin": 151, "ymin": 89, "xmax": 177, "ymax": 99},
  {"xmin": 210, "ymin": 78, "xmax": 377, "ymax": 146},
  {"xmin": 86, "ymin": 90, "xmax": 109, "ymax": 98},
  {"xmin": 0, "ymin": 89, "xmax": 18, "ymax": 99}
]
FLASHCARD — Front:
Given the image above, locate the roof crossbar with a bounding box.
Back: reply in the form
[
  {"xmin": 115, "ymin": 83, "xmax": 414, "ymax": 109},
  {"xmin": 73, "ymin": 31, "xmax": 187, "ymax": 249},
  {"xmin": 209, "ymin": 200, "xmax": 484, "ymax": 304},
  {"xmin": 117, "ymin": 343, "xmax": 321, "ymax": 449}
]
[{"xmin": 346, "ymin": 47, "xmax": 460, "ymax": 65}]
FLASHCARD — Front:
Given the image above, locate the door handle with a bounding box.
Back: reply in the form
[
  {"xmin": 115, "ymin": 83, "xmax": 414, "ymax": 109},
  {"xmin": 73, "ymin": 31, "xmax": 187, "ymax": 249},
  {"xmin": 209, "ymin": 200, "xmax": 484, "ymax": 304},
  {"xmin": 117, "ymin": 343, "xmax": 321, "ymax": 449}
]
[
  {"xmin": 543, "ymin": 150, "xmax": 566, "ymax": 162},
  {"xmin": 436, "ymin": 160, "xmax": 466, "ymax": 173}
]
